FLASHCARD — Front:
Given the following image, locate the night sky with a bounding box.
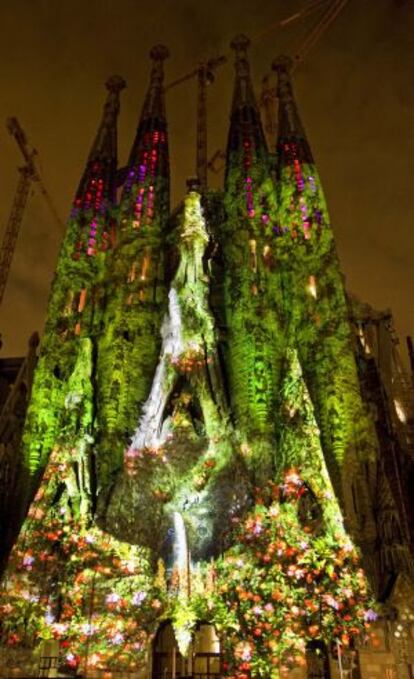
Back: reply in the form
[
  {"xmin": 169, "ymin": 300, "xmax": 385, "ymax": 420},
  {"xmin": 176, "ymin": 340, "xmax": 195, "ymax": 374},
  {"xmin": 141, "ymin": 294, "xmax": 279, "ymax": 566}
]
[{"xmin": 0, "ymin": 0, "xmax": 413, "ymax": 363}]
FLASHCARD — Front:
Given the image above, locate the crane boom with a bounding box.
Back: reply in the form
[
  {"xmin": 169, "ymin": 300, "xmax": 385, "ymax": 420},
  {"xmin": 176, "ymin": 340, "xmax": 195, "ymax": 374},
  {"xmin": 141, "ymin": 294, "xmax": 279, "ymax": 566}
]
[
  {"xmin": 0, "ymin": 165, "xmax": 33, "ymax": 306},
  {"xmin": 0, "ymin": 118, "xmax": 63, "ymax": 308},
  {"xmin": 6, "ymin": 117, "xmax": 34, "ymax": 165},
  {"xmin": 196, "ymin": 56, "xmax": 226, "ymax": 188},
  {"xmin": 7, "ymin": 117, "xmax": 63, "ymax": 230}
]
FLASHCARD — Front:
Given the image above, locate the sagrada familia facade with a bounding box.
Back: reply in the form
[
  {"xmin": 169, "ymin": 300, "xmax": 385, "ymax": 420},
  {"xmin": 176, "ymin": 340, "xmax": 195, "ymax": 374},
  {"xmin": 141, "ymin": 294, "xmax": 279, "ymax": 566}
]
[{"xmin": 0, "ymin": 36, "xmax": 414, "ymax": 679}]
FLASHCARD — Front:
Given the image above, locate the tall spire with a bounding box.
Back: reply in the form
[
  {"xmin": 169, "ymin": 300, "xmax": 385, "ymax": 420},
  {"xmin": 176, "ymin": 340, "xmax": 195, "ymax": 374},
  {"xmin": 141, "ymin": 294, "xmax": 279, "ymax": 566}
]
[
  {"xmin": 81, "ymin": 75, "xmax": 126, "ymax": 185},
  {"xmin": 271, "ymin": 55, "xmax": 326, "ymax": 242},
  {"xmin": 272, "ymin": 55, "xmax": 313, "ymax": 171},
  {"xmin": 230, "ymin": 35, "xmax": 259, "ymax": 114},
  {"xmin": 19, "ymin": 76, "xmax": 126, "ymax": 487},
  {"xmin": 97, "ymin": 47, "xmax": 171, "ymax": 487},
  {"xmin": 140, "ymin": 44, "xmax": 169, "ymax": 122},
  {"xmin": 44, "ymin": 75, "xmax": 126, "ymax": 336},
  {"xmin": 72, "ymin": 75, "xmax": 126, "ymax": 256},
  {"xmin": 226, "ymin": 34, "xmax": 268, "ymax": 185},
  {"xmin": 220, "ymin": 36, "xmax": 283, "ymax": 465},
  {"xmin": 121, "ymin": 45, "xmax": 169, "ymax": 229},
  {"xmin": 271, "ymin": 54, "xmax": 378, "ymax": 533}
]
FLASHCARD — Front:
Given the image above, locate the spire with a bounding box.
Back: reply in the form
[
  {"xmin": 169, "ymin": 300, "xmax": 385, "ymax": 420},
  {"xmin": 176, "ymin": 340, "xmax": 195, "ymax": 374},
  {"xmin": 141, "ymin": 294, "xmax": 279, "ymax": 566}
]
[
  {"xmin": 89, "ymin": 76, "xmax": 126, "ymax": 162},
  {"xmin": 230, "ymin": 34, "xmax": 259, "ymax": 113},
  {"xmin": 141, "ymin": 44, "xmax": 169, "ymax": 122},
  {"xmin": 72, "ymin": 75, "xmax": 126, "ymax": 256},
  {"xmin": 97, "ymin": 48, "xmax": 171, "ymax": 481},
  {"xmin": 74, "ymin": 75, "xmax": 126, "ymax": 214},
  {"xmin": 272, "ymin": 55, "xmax": 313, "ymax": 167},
  {"xmin": 121, "ymin": 45, "xmax": 170, "ymax": 228},
  {"xmin": 226, "ymin": 35, "xmax": 267, "ymax": 173},
  {"xmin": 17, "ymin": 77, "xmax": 126, "ymax": 489},
  {"xmin": 225, "ymin": 34, "xmax": 271, "ymax": 228},
  {"xmin": 220, "ymin": 36, "xmax": 282, "ymax": 454},
  {"xmin": 271, "ymin": 55, "xmax": 328, "ymax": 241}
]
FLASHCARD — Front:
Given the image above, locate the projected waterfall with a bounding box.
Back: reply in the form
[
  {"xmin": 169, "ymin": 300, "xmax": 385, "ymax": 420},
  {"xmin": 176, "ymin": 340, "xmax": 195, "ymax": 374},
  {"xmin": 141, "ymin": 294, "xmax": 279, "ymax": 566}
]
[
  {"xmin": 172, "ymin": 511, "xmax": 190, "ymax": 595},
  {"xmin": 128, "ymin": 191, "xmax": 215, "ymax": 455},
  {"xmin": 128, "ymin": 288, "xmax": 183, "ymax": 452}
]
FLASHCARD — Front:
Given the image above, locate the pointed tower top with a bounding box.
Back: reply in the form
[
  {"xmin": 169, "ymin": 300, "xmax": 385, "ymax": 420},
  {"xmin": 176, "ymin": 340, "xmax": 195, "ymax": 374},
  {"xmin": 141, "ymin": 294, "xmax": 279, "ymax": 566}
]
[
  {"xmin": 272, "ymin": 55, "xmax": 313, "ymax": 163},
  {"xmin": 106, "ymin": 74, "xmax": 127, "ymax": 94},
  {"xmin": 141, "ymin": 44, "xmax": 169, "ymax": 121},
  {"xmin": 272, "ymin": 56, "xmax": 331, "ymax": 243},
  {"xmin": 87, "ymin": 75, "xmax": 126, "ymax": 165},
  {"xmin": 150, "ymin": 44, "xmax": 170, "ymax": 62},
  {"xmin": 73, "ymin": 75, "xmax": 125, "ymax": 227},
  {"xmin": 230, "ymin": 33, "xmax": 250, "ymax": 58},
  {"xmin": 229, "ymin": 34, "xmax": 259, "ymax": 112},
  {"xmin": 225, "ymin": 34, "xmax": 268, "ymax": 202},
  {"xmin": 272, "ymin": 54, "xmax": 293, "ymax": 74},
  {"xmin": 121, "ymin": 45, "xmax": 170, "ymax": 229}
]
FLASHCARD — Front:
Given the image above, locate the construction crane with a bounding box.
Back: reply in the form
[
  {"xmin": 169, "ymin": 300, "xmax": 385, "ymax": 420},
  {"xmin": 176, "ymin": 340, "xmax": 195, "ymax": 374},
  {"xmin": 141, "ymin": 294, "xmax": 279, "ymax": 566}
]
[
  {"xmin": 164, "ymin": 0, "xmax": 345, "ymax": 183},
  {"xmin": 166, "ymin": 56, "xmax": 226, "ymax": 188},
  {"xmin": 259, "ymin": 0, "xmax": 349, "ymax": 150},
  {"xmin": 0, "ymin": 118, "xmax": 63, "ymax": 308},
  {"xmin": 183, "ymin": 0, "xmax": 348, "ymax": 170},
  {"xmin": 195, "ymin": 56, "xmax": 227, "ymax": 188}
]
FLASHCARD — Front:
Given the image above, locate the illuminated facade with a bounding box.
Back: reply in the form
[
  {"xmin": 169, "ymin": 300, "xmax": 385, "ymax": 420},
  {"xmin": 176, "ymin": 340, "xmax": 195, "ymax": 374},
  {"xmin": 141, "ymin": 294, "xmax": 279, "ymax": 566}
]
[{"xmin": 0, "ymin": 37, "xmax": 414, "ymax": 679}]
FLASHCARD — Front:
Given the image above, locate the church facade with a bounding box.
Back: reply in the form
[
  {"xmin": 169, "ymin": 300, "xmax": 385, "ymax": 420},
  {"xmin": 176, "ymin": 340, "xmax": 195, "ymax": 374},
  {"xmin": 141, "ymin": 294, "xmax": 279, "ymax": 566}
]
[{"xmin": 0, "ymin": 36, "xmax": 413, "ymax": 679}]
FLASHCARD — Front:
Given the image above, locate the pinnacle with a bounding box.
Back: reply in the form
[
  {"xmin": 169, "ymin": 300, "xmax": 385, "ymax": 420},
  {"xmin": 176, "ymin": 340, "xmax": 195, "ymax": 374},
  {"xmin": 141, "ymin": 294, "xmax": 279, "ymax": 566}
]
[
  {"xmin": 146, "ymin": 45, "xmax": 169, "ymax": 93},
  {"xmin": 186, "ymin": 177, "xmax": 201, "ymax": 193},
  {"xmin": 106, "ymin": 75, "xmax": 127, "ymax": 94},
  {"xmin": 272, "ymin": 54, "xmax": 293, "ymax": 74},
  {"xmin": 150, "ymin": 44, "xmax": 170, "ymax": 62},
  {"xmin": 230, "ymin": 34, "xmax": 250, "ymax": 54},
  {"xmin": 226, "ymin": 32, "xmax": 267, "ymax": 161},
  {"xmin": 272, "ymin": 52, "xmax": 313, "ymax": 165},
  {"xmin": 230, "ymin": 34, "xmax": 251, "ymax": 79},
  {"xmin": 120, "ymin": 40, "xmax": 170, "ymax": 226},
  {"xmin": 73, "ymin": 74, "xmax": 124, "ymax": 213}
]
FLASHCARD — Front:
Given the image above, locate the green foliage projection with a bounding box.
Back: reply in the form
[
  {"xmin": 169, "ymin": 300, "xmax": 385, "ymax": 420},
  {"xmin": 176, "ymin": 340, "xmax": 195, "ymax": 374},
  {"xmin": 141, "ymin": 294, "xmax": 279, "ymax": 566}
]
[
  {"xmin": 96, "ymin": 180, "xmax": 169, "ymax": 486},
  {"xmin": 275, "ymin": 159, "xmax": 377, "ymax": 506},
  {"xmin": 102, "ymin": 191, "xmax": 249, "ymax": 561},
  {"xmin": 18, "ymin": 74, "xmax": 121, "ymax": 486},
  {"xmin": 220, "ymin": 123, "xmax": 287, "ymax": 493},
  {"xmin": 21, "ymin": 211, "xmax": 108, "ymax": 483},
  {"xmin": 222, "ymin": 160, "xmax": 283, "ymax": 447},
  {"xmin": 2, "ymin": 48, "xmax": 387, "ymax": 678}
]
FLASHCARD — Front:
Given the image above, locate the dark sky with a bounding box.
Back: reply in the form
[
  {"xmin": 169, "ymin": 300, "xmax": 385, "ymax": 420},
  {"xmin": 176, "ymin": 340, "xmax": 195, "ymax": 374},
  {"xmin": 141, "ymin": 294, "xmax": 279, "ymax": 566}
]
[{"xmin": 0, "ymin": 0, "xmax": 413, "ymax": 363}]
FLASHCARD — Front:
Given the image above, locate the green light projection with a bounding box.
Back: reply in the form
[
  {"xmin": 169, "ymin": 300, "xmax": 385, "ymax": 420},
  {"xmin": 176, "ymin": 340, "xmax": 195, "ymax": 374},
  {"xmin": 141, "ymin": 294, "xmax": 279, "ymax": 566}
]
[{"xmin": 1, "ymin": 42, "xmax": 382, "ymax": 679}]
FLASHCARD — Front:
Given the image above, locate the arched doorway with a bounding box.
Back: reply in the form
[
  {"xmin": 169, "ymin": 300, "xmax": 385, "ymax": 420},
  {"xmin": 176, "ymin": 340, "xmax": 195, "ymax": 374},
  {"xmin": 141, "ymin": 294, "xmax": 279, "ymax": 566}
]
[{"xmin": 152, "ymin": 622, "xmax": 221, "ymax": 678}]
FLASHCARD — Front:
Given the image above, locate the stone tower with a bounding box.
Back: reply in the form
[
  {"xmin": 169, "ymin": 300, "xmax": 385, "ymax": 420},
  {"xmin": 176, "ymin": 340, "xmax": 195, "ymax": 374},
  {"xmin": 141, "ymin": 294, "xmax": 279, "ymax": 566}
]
[{"xmin": 1, "ymin": 40, "xmax": 413, "ymax": 679}]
